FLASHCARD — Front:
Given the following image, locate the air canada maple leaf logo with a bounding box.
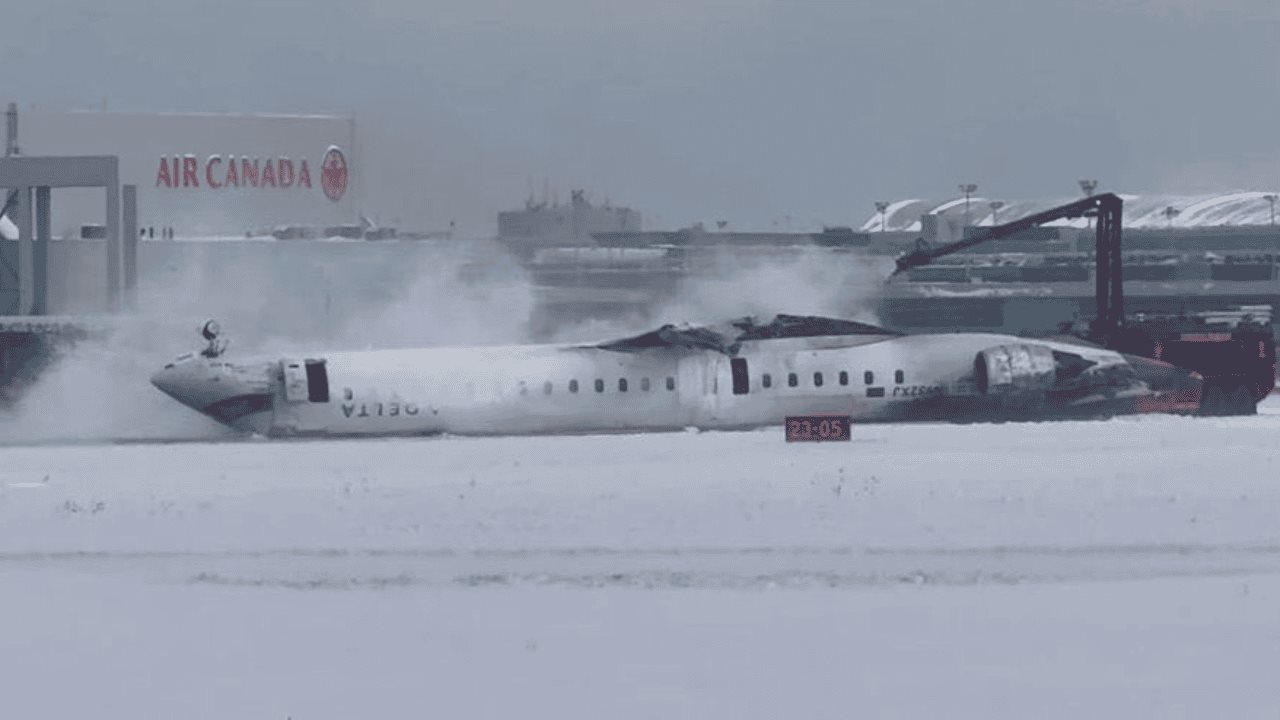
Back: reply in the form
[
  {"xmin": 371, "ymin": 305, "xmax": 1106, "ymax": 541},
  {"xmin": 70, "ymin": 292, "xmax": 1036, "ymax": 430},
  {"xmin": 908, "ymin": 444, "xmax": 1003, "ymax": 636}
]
[{"xmin": 321, "ymin": 146, "xmax": 348, "ymax": 202}]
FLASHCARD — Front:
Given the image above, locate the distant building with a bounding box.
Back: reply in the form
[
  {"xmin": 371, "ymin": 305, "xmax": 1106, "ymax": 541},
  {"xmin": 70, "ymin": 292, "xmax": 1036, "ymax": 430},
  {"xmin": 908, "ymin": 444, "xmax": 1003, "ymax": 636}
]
[
  {"xmin": 498, "ymin": 189, "xmax": 640, "ymax": 246},
  {"xmin": 860, "ymin": 192, "xmax": 1280, "ymax": 235}
]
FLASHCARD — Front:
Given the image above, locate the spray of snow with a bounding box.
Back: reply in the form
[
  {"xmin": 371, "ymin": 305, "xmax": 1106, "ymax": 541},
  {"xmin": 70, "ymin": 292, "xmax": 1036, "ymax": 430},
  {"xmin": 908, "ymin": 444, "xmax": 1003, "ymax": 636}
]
[
  {"xmin": 326, "ymin": 241, "xmax": 535, "ymax": 349},
  {"xmin": 656, "ymin": 245, "xmax": 890, "ymax": 327},
  {"xmin": 2, "ymin": 235, "xmax": 890, "ymax": 443},
  {"xmin": 549, "ymin": 245, "xmax": 893, "ymax": 343},
  {"xmin": 1, "ymin": 239, "xmax": 537, "ymax": 443},
  {"xmin": 0, "ymin": 325, "xmax": 235, "ymax": 443}
]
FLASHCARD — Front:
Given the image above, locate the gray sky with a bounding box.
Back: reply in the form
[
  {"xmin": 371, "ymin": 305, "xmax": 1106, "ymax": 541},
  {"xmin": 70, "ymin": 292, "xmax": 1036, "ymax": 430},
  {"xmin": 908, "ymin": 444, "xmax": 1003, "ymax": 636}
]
[{"xmin": 7, "ymin": 0, "xmax": 1280, "ymax": 232}]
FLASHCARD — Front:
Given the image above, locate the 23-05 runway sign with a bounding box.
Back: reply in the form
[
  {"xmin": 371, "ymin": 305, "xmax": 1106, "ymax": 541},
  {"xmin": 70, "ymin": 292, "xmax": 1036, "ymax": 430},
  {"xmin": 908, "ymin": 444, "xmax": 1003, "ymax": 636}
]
[{"xmin": 785, "ymin": 415, "xmax": 852, "ymax": 442}]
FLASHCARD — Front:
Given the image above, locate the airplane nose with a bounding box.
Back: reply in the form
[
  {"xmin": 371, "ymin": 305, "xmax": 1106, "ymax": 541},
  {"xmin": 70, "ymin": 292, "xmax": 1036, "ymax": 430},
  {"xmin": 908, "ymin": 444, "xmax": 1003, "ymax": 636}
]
[
  {"xmin": 150, "ymin": 365, "xmax": 181, "ymax": 397},
  {"xmin": 150, "ymin": 361, "xmax": 204, "ymax": 409},
  {"xmin": 150, "ymin": 357, "xmax": 276, "ymax": 432}
]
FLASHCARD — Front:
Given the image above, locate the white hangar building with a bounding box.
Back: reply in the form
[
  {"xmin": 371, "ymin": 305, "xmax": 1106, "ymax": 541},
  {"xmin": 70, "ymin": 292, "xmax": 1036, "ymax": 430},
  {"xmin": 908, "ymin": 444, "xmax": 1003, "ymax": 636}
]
[{"xmin": 8, "ymin": 106, "xmax": 360, "ymax": 238}]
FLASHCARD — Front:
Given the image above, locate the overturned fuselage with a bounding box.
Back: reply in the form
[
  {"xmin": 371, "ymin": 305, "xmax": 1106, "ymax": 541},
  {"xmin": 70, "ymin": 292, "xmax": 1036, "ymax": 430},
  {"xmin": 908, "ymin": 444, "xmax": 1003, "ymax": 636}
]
[{"xmin": 151, "ymin": 315, "xmax": 1201, "ymax": 438}]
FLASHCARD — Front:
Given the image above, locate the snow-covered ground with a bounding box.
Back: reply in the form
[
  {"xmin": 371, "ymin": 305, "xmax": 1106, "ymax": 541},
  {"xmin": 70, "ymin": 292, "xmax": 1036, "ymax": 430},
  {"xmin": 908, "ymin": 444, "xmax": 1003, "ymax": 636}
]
[{"xmin": 4, "ymin": 406, "xmax": 1280, "ymax": 718}]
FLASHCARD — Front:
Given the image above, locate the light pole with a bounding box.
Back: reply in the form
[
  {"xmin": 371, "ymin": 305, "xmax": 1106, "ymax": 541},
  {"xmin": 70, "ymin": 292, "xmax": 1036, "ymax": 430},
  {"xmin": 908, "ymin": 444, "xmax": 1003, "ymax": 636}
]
[
  {"xmin": 1264, "ymin": 194, "xmax": 1278, "ymax": 227},
  {"xmin": 989, "ymin": 200, "xmax": 1004, "ymax": 225},
  {"xmin": 958, "ymin": 183, "xmax": 978, "ymax": 227},
  {"xmin": 1079, "ymin": 180, "xmax": 1099, "ymax": 228},
  {"xmin": 874, "ymin": 201, "xmax": 890, "ymax": 233}
]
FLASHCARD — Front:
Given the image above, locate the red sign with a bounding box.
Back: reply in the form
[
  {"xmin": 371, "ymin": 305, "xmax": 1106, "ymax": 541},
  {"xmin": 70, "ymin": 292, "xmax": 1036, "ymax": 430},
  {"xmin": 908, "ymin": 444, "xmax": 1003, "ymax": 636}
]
[
  {"xmin": 153, "ymin": 146, "xmax": 349, "ymax": 202},
  {"xmin": 321, "ymin": 146, "xmax": 348, "ymax": 202}
]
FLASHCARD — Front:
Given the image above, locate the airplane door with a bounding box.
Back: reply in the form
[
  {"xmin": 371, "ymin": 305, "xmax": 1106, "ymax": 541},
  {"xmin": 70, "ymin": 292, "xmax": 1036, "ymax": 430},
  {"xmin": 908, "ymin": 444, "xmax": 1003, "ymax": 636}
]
[
  {"xmin": 677, "ymin": 354, "xmax": 718, "ymax": 424},
  {"xmin": 281, "ymin": 360, "xmax": 309, "ymax": 402},
  {"xmin": 281, "ymin": 358, "xmax": 330, "ymax": 403},
  {"xmin": 275, "ymin": 358, "xmax": 331, "ymax": 435},
  {"xmin": 730, "ymin": 357, "xmax": 749, "ymax": 395}
]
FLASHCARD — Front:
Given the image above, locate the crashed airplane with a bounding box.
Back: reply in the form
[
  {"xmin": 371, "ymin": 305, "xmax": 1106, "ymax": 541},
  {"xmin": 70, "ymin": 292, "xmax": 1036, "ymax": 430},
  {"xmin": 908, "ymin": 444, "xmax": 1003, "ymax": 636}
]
[{"xmin": 151, "ymin": 315, "xmax": 1203, "ymax": 438}]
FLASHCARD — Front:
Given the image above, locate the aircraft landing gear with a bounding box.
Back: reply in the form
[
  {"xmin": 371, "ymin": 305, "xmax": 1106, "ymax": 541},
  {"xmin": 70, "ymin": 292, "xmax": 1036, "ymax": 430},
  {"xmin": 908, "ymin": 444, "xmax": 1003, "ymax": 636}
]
[{"xmin": 200, "ymin": 319, "xmax": 228, "ymax": 359}]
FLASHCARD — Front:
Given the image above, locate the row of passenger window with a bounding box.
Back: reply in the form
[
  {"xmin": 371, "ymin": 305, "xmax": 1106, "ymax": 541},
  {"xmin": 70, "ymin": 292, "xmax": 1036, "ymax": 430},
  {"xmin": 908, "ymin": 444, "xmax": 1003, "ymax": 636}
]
[
  {"xmin": 762, "ymin": 369, "xmax": 905, "ymax": 389},
  {"xmin": 516, "ymin": 369, "xmax": 907, "ymax": 396},
  {"xmin": 520, "ymin": 377, "xmax": 679, "ymax": 395}
]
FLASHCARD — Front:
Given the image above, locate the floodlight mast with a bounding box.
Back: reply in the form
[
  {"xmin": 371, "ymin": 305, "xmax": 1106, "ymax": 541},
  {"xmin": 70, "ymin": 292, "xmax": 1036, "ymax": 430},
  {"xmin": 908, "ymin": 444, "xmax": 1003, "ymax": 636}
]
[
  {"xmin": 958, "ymin": 183, "xmax": 978, "ymax": 226},
  {"xmin": 873, "ymin": 201, "xmax": 890, "ymax": 232}
]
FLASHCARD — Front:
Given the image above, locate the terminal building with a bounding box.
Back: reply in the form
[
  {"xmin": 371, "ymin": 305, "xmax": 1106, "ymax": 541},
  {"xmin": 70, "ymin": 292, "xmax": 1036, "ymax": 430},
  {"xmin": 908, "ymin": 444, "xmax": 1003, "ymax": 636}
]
[
  {"xmin": 498, "ymin": 191, "xmax": 1280, "ymax": 337},
  {"xmin": 498, "ymin": 189, "xmax": 642, "ymax": 257}
]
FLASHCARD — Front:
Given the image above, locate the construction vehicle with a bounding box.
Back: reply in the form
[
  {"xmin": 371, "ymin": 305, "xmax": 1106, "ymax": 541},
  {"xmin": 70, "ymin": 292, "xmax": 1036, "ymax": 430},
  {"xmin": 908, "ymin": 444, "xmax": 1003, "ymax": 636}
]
[{"xmin": 893, "ymin": 192, "xmax": 1276, "ymax": 416}]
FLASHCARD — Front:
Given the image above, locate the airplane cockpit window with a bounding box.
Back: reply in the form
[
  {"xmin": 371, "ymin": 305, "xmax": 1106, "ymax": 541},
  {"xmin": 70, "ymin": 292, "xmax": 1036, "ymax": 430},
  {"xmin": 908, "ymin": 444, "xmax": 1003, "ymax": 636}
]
[
  {"xmin": 665, "ymin": 377, "xmax": 676, "ymax": 391},
  {"xmin": 569, "ymin": 379, "xmax": 579, "ymax": 393},
  {"xmin": 839, "ymin": 371, "xmax": 849, "ymax": 386},
  {"xmin": 595, "ymin": 379, "xmax": 605, "ymax": 393},
  {"xmin": 618, "ymin": 378, "xmax": 628, "ymax": 392},
  {"xmin": 787, "ymin": 373, "xmax": 798, "ymax": 387},
  {"xmin": 813, "ymin": 372, "xmax": 824, "ymax": 387},
  {"xmin": 864, "ymin": 371, "xmax": 875, "ymax": 385},
  {"xmin": 762, "ymin": 373, "xmax": 772, "ymax": 388},
  {"xmin": 641, "ymin": 377, "xmax": 651, "ymax": 391}
]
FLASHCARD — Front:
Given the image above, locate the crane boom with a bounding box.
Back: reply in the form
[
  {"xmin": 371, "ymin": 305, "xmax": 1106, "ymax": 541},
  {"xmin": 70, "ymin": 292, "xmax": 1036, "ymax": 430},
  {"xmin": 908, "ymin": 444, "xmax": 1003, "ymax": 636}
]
[{"xmin": 892, "ymin": 192, "xmax": 1125, "ymax": 342}]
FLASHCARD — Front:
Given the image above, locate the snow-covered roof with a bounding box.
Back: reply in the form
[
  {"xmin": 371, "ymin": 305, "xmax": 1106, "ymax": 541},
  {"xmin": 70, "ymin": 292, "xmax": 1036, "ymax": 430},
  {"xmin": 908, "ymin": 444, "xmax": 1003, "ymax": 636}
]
[{"xmin": 860, "ymin": 191, "xmax": 1280, "ymax": 232}]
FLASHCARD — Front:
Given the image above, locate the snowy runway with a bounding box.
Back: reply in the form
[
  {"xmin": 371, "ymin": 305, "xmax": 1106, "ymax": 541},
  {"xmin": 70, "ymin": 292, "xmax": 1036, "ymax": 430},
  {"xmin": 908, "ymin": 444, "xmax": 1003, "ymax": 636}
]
[{"xmin": 3, "ymin": 408, "xmax": 1280, "ymax": 717}]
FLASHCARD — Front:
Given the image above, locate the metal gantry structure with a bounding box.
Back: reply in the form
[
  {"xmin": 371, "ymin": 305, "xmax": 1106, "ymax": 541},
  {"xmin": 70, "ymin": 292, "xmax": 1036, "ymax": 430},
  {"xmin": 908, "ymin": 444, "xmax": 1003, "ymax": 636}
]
[
  {"xmin": 1, "ymin": 103, "xmax": 138, "ymax": 315},
  {"xmin": 0, "ymin": 156, "xmax": 137, "ymax": 314}
]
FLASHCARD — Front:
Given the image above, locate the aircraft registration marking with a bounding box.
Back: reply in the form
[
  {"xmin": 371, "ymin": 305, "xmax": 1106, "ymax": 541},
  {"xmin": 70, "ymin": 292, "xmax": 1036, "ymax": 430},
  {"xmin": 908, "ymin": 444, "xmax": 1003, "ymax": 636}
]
[{"xmin": 892, "ymin": 385, "xmax": 943, "ymax": 398}]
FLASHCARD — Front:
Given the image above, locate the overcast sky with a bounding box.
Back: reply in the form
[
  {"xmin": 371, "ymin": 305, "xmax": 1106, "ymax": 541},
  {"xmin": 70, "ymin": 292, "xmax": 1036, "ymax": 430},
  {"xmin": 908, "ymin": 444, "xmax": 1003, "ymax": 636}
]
[{"xmin": 7, "ymin": 0, "xmax": 1280, "ymax": 232}]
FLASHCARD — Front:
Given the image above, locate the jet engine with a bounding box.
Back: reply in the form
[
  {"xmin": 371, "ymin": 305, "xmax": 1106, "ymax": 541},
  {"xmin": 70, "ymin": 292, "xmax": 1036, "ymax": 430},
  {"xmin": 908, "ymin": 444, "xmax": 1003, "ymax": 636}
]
[{"xmin": 974, "ymin": 344, "xmax": 1057, "ymax": 394}]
